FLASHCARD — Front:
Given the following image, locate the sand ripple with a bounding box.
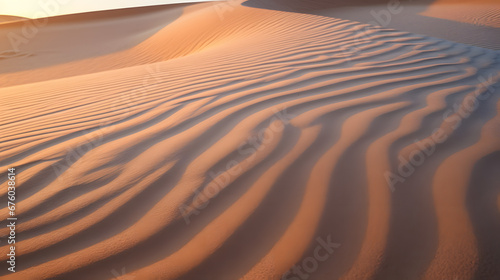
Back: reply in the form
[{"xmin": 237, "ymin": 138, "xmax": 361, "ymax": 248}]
[{"xmin": 0, "ymin": 1, "xmax": 499, "ymax": 279}]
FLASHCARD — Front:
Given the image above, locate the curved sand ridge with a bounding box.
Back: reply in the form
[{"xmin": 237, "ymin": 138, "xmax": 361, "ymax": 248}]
[{"xmin": 1, "ymin": 0, "xmax": 500, "ymax": 279}]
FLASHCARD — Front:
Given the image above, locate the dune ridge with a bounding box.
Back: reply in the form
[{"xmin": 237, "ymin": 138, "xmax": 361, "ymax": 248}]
[
  {"xmin": 0, "ymin": 0, "xmax": 500, "ymax": 279},
  {"xmin": 422, "ymin": 0, "xmax": 500, "ymax": 28},
  {"xmin": 0, "ymin": 15, "xmax": 27, "ymax": 24}
]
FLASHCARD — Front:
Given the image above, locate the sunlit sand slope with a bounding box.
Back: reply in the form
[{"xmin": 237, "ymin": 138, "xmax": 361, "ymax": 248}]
[{"xmin": 0, "ymin": 16, "xmax": 27, "ymax": 24}]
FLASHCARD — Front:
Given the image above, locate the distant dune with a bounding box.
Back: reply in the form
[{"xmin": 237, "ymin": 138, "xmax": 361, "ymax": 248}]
[
  {"xmin": 0, "ymin": 3, "xmax": 200, "ymax": 86},
  {"xmin": 423, "ymin": 0, "xmax": 500, "ymax": 28},
  {"xmin": 244, "ymin": 0, "xmax": 500, "ymax": 50},
  {"xmin": 0, "ymin": 0, "xmax": 499, "ymax": 279},
  {"xmin": 1, "ymin": 0, "xmax": 500, "ymax": 88},
  {"xmin": 0, "ymin": 15, "xmax": 27, "ymax": 24}
]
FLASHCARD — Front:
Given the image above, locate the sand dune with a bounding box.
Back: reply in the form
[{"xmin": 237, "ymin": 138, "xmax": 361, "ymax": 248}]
[
  {"xmin": 0, "ymin": 4, "xmax": 197, "ymax": 86},
  {"xmin": 423, "ymin": 0, "xmax": 500, "ymax": 28},
  {"xmin": 244, "ymin": 0, "xmax": 500, "ymax": 50},
  {"xmin": 0, "ymin": 16, "xmax": 27, "ymax": 24},
  {"xmin": 0, "ymin": 0, "xmax": 499, "ymax": 279}
]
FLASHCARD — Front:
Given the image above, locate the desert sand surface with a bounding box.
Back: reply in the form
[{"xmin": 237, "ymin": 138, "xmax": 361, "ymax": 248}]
[
  {"xmin": 423, "ymin": 0, "xmax": 500, "ymax": 28},
  {"xmin": 0, "ymin": 0, "xmax": 499, "ymax": 279},
  {"xmin": 0, "ymin": 16, "xmax": 27, "ymax": 25},
  {"xmin": 245, "ymin": 0, "xmax": 500, "ymax": 50}
]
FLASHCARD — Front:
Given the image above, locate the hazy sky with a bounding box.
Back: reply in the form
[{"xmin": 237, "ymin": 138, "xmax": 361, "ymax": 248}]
[{"xmin": 0, "ymin": 0, "xmax": 214, "ymax": 18}]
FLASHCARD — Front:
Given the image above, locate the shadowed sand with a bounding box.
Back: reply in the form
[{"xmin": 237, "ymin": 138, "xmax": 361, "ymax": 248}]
[
  {"xmin": 0, "ymin": 0, "xmax": 499, "ymax": 279},
  {"xmin": 423, "ymin": 0, "xmax": 500, "ymax": 28},
  {"xmin": 244, "ymin": 0, "xmax": 500, "ymax": 50}
]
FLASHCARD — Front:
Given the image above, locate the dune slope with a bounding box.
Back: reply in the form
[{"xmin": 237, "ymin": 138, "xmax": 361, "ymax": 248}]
[
  {"xmin": 0, "ymin": 15, "xmax": 27, "ymax": 24},
  {"xmin": 0, "ymin": 0, "xmax": 500, "ymax": 279}
]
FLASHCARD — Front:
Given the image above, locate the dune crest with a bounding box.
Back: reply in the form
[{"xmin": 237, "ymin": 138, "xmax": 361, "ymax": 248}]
[
  {"xmin": 0, "ymin": 15, "xmax": 27, "ymax": 24},
  {"xmin": 422, "ymin": 0, "xmax": 500, "ymax": 28}
]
